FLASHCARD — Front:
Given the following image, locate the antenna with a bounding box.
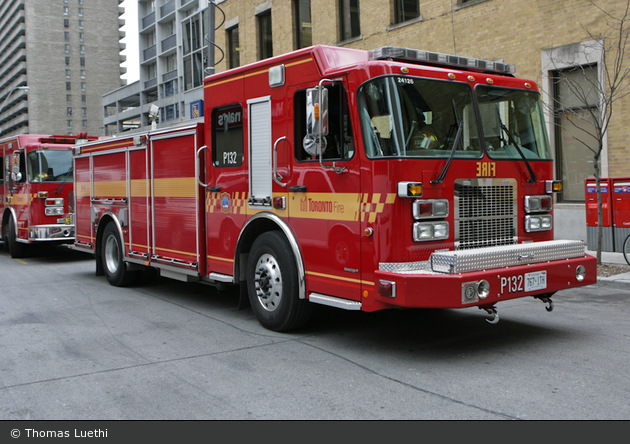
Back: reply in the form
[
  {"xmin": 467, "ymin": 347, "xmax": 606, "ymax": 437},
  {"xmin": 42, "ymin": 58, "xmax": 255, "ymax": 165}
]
[{"xmin": 205, "ymin": 1, "xmax": 225, "ymax": 75}]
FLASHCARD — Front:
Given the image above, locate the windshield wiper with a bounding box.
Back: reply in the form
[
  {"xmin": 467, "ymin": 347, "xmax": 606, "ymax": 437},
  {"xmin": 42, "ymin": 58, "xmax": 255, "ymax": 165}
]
[
  {"xmin": 431, "ymin": 100, "xmax": 463, "ymax": 185},
  {"xmin": 55, "ymin": 165, "xmax": 73, "ymax": 194},
  {"xmin": 495, "ymin": 106, "xmax": 537, "ymax": 183}
]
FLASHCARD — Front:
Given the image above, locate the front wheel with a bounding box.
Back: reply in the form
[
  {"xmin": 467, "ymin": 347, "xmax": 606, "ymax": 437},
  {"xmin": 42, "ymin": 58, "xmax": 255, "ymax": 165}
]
[
  {"xmin": 101, "ymin": 221, "xmax": 138, "ymax": 287},
  {"xmin": 624, "ymin": 235, "xmax": 630, "ymax": 266},
  {"xmin": 247, "ymin": 231, "xmax": 312, "ymax": 332},
  {"xmin": 7, "ymin": 217, "xmax": 28, "ymax": 258}
]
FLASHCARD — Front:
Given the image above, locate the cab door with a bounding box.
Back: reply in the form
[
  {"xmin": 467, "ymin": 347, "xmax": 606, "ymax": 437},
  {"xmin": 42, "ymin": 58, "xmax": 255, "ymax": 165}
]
[{"xmin": 286, "ymin": 81, "xmax": 363, "ymax": 304}]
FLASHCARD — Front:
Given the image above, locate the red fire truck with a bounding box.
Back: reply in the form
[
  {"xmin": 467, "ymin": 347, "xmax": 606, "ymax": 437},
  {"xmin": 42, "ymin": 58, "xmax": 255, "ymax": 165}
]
[
  {"xmin": 71, "ymin": 45, "xmax": 597, "ymax": 331},
  {"xmin": 1, "ymin": 133, "xmax": 95, "ymax": 258}
]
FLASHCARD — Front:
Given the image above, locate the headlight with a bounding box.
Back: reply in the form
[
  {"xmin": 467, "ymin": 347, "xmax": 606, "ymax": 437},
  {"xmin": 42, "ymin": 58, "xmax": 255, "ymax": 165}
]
[
  {"xmin": 413, "ymin": 221, "xmax": 449, "ymax": 242},
  {"xmin": 413, "ymin": 199, "xmax": 449, "ymax": 219},
  {"xmin": 525, "ymin": 215, "xmax": 553, "ymax": 232},
  {"xmin": 525, "ymin": 195, "xmax": 552, "ymax": 213}
]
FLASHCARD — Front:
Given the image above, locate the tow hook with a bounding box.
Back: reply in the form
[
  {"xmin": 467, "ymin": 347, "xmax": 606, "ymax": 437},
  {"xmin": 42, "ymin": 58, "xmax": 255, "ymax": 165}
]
[
  {"xmin": 536, "ymin": 296, "xmax": 554, "ymax": 312},
  {"xmin": 480, "ymin": 306, "xmax": 499, "ymax": 324}
]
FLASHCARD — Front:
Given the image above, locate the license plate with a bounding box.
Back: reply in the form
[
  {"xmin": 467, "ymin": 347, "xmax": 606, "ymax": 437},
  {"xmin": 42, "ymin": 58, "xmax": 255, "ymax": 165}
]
[
  {"xmin": 500, "ymin": 270, "xmax": 547, "ymax": 295},
  {"xmin": 525, "ymin": 271, "xmax": 547, "ymax": 292}
]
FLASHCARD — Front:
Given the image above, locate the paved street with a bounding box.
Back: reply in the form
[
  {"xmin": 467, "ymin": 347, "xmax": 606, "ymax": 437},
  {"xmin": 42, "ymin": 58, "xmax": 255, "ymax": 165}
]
[{"xmin": 0, "ymin": 245, "xmax": 628, "ymax": 420}]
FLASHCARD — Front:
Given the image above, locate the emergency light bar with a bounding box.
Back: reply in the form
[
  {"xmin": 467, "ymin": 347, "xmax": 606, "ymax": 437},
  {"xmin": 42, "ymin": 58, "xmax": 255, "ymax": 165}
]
[{"xmin": 368, "ymin": 46, "xmax": 517, "ymax": 76}]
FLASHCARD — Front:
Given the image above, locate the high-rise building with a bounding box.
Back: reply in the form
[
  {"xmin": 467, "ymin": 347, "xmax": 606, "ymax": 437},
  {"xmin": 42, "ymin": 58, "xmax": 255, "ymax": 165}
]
[
  {"xmin": 103, "ymin": 0, "xmax": 213, "ymax": 135},
  {"xmin": 0, "ymin": 0, "xmax": 126, "ymax": 137}
]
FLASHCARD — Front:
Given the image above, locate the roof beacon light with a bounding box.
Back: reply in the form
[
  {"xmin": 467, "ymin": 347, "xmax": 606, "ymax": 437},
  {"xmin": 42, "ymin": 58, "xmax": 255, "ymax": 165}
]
[{"xmin": 368, "ymin": 46, "xmax": 516, "ymax": 76}]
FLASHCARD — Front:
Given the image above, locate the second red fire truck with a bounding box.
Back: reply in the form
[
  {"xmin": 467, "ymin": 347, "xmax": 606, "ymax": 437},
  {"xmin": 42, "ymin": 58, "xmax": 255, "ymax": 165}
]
[
  {"xmin": 1, "ymin": 133, "xmax": 95, "ymax": 258},
  {"xmin": 71, "ymin": 45, "xmax": 597, "ymax": 331}
]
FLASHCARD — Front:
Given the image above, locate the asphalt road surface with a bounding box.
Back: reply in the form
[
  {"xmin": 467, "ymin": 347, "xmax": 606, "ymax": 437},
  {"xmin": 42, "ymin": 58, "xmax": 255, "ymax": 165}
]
[{"xmin": 1, "ymin": 245, "xmax": 628, "ymax": 420}]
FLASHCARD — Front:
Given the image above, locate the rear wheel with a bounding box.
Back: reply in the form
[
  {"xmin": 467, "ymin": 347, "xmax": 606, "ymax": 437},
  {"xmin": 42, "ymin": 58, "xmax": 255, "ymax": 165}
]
[
  {"xmin": 247, "ymin": 231, "xmax": 312, "ymax": 332},
  {"xmin": 7, "ymin": 217, "xmax": 28, "ymax": 258},
  {"xmin": 102, "ymin": 221, "xmax": 138, "ymax": 287}
]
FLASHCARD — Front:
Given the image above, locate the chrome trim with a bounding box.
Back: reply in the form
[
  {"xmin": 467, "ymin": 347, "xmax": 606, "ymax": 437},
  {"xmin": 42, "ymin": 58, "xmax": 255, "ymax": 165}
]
[
  {"xmin": 431, "ymin": 240, "xmax": 586, "ymax": 274},
  {"xmin": 236, "ymin": 212, "xmax": 306, "ymax": 300},
  {"xmin": 27, "ymin": 224, "xmax": 75, "ymax": 241},
  {"xmin": 454, "ymin": 178, "xmax": 517, "ymax": 250},
  {"xmin": 309, "ymin": 293, "xmax": 362, "ymax": 310}
]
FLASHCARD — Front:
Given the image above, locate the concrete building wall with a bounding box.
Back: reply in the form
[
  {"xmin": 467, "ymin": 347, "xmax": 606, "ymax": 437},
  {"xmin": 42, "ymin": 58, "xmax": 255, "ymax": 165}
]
[{"xmin": 0, "ymin": 0, "xmax": 125, "ymax": 138}]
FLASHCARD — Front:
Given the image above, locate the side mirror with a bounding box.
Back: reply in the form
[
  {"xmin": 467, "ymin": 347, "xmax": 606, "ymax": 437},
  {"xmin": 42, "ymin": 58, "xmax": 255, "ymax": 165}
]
[
  {"xmin": 11, "ymin": 152, "xmax": 23, "ymax": 183},
  {"xmin": 303, "ymin": 86, "xmax": 328, "ymax": 156}
]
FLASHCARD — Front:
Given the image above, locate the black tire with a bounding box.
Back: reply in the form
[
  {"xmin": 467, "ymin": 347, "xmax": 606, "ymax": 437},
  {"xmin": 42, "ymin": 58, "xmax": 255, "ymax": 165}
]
[
  {"xmin": 1, "ymin": 221, "xmax": 8, "ymax": 252},
  {"xmin": 7, "ymin": 217, "xmax": 27, "ymax": 258},
  {"xmin": 101, "ymin": 221, "xmax": 138, "ymax": 287},
  {"xmin": 624, "ymin": 235, "xmax": 630, "ymax": 266},
  {"xmin": 247, "ymin": 231, "xmax": 312, "ymax": 332}
]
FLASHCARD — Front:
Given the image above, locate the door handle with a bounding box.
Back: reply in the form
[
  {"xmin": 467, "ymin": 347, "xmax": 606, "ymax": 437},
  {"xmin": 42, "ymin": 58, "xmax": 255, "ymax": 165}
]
[
  {"xmin": 273, "ymin": 136, "xmax": 287, "ymax": 187},
  {"xmin": 196, "ymin": 145, "xmax": 208, "ymax": 188}
]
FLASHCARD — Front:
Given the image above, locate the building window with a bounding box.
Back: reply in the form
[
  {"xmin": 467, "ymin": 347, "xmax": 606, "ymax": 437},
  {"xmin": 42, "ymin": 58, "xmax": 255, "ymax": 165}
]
[
  {"xmin": 148, "ymin": 63, "xmax": 157, "ymax": 80},
  {"xmin": 80, "ymin": 45, "xmax": 85, "ymax": 54},
  {"xmin": 79, "ymin": 32, "xmax": 84, "ymax": 42},
  {"xmin": 66, "ymin": 94, "xmax": 72, "ymax": 103},
  {"xmin": 80, "ymin": 57, "xmax": 85, "ymax": 66},
  {"xmin": 164, "ymin": 81, "xmax": 174, "ymax": 97},
  {"xmin": 339, "ymin": 0, "xmax": 361, "ymax": 41},
  {"xmin": 393, "ymin": 0, "xmax": 420, "ymax": 24},
  {"xmin": 80, "ymin": 69, "xmax": 86, "ymax": 79},
  {"xmin": 66, "ymin": 69, "xmax": 71, "ymax": 78},
  {"xmin": 65, "ymin": 56, "xmax": 70, "ymax": 65},
  {"xmin": 64, "ymin": 19, "xmax": 69, "ymax": 28},
  {"xmin": 64, "ymin": 31, "xmax": 70, "ymax": 41},
  {"xmin": 294, "ymin": 0, "xmax": 312, "ymax": 49},
  {"xmin": 82, "ymin": 107, "xmax": 87, "ymax": 117},
  {"xmin": 552, "ymin": 65, "xmax": 600, "ymax": 202},
  {"xmin": 67, "ymin": 107, "xmax": 73, "ymax": 117},
  {"xmin": 81, "ymin": 95, "xmax": 86, "ymax": 104},
  {"xmin": 63, "ymin": 6, "xmax": 69, "ymax": 15},
  {"xmin": 227, "ymin": 26, "xmax": 240, "ymax": 69},
  {"xmin": 82, "ymin": 120, "xmax": 88, "ymax": 128},
  {"xmin": 67, "ymin": 120, "xmax": 73, "ymax": 129},
  {"xmin": 81, "ymin": 82, "xmax": 86, "ymax": 92},
  {"xmin": 78, "ymin": 7, "xmax": 83, "ymax": 17},
  {"xmin": 165, "ymin": 53, "xmax": 176, "ymax": 72},
  {"xmin": 79, "ymin": 20, "xmax": 84, "ymax": 29},
  {"xmin": 65, "ymin": 44, "xmax": 70, "ymax": 53},
  {"xmin": 182, "ymin": 11, "xmax": 207, "ymax": 91},
  {"xmin": 258, "ymin": 11, "xmax": 273, "ymax": 60},
  {"xmin": 66, "ymin": 82, "xmax": 72, "ymax": 91}
]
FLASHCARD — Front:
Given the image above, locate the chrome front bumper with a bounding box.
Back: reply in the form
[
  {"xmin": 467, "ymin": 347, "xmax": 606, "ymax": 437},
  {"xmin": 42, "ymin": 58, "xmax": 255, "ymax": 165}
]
[{"xmin": 28, "ymin": 225, "xmax": 75, "ymax": 241}]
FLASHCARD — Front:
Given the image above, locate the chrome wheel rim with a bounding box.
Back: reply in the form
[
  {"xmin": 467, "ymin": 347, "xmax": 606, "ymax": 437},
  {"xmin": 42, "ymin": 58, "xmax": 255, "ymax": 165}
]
[{"xmin": 254, "ymin": 253, "xmax": 282, "ymax": 312}]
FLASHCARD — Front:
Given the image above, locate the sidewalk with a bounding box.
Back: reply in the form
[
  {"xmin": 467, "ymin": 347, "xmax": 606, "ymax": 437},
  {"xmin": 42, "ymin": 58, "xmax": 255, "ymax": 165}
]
[{"xmin": 586, "ymin": 250, "xmax": 630, "ymax": 283}]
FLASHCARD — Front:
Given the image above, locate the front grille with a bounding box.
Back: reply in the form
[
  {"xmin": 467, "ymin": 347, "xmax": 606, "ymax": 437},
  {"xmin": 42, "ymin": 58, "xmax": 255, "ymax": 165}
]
[{"xmin": 455, "ymin": 178, "xmax": 517, "ymax": 250}]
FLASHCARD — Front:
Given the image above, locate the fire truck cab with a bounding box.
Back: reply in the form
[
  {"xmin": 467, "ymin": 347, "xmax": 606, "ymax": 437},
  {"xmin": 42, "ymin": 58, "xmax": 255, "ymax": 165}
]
[
  {"xmin": 72, "ymin": 45, "xmax": 597, "ymax": 331},
  {"xmin": 1, "ymin": 133, "xmax": 95, "ymax": 258}
]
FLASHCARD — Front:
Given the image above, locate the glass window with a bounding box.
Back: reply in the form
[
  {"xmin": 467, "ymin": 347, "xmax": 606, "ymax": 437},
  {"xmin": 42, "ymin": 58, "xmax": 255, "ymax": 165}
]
[
  {"xmin": 339, "ymin": 0, "xmax": 361, "ymax": 41},
  {"xmin": 64, "ymin": 31, "xmax": 70, "ymax": 41},
  {"xmin": 357, "ymin": 76, "xmax": 480, "ymax": 158},
  {"xmin": 258, "ymin": 11, "xmax": 273, "ymax": 60},
  {"xmin": 27, "ymin": 150, "xmax": 73, "ymax": 183},
  {"xmin": 552, "ymin": 65, "xmax": 599, "ymax": 201},
  {"xmin": 212, "ymin": 104, "xmax": 244, "ymax": 167},
  {"xmin": 227, "ymin": 26, "xmax": 240, "ymax": 69},
  {"xmin": 294, "ymin": 84, "xmax": 355, "ymax": 161},
  {"xmin": 66, "ymin": 69, "xmax": 71, "ymax": 78},
  {"xmin": 294, "ymin": 0, "xmax": 312, "ymax": 49},
  {"xmin": 67, "ymin": 107, "xmax": 72, "ymax": 117},
  {"xmin": 393, "ymin": 0, "xmax": 419, "ymax": 24},
  {"xmin": 477, "ymin": 86, "xmax": 552, "ymax": 160},
  {"xmin": 63, "ymin": 6, "xmax": 69, "ymax": 15}
]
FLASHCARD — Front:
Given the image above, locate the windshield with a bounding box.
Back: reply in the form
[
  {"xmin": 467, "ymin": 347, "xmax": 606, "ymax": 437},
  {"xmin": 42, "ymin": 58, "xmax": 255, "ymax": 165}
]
[
  {"xmin": 27, "ymin": 149, "xmax": 73, "ymax": 182},
  {"xmin": 357, "ymin": 76, "xmax": 482, "ymax": 158},
  {"xmin": 476, "ymin": 86, "xmax": 552, "ymax": 160}
]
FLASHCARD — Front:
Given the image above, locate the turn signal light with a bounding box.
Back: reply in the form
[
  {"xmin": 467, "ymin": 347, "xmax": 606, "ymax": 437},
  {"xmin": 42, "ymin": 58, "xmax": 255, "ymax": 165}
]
[
  {"xmin": 546, "ymin": 180, "xmax": 562, "ymax": 193},
  {"xmin": 397, "ymin": 181, "xmax": 423, "ymax": 198}
]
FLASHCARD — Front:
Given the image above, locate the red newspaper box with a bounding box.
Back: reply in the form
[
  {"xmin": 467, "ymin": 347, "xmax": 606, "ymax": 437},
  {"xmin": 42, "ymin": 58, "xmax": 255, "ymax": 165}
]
[
  {"xmin": 585, "ymin": 178, "xmax": 614, "ymax": 252},
  {"xmin": 612, "ymin": 178, "xmax": 630, "ymax": 252}
]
